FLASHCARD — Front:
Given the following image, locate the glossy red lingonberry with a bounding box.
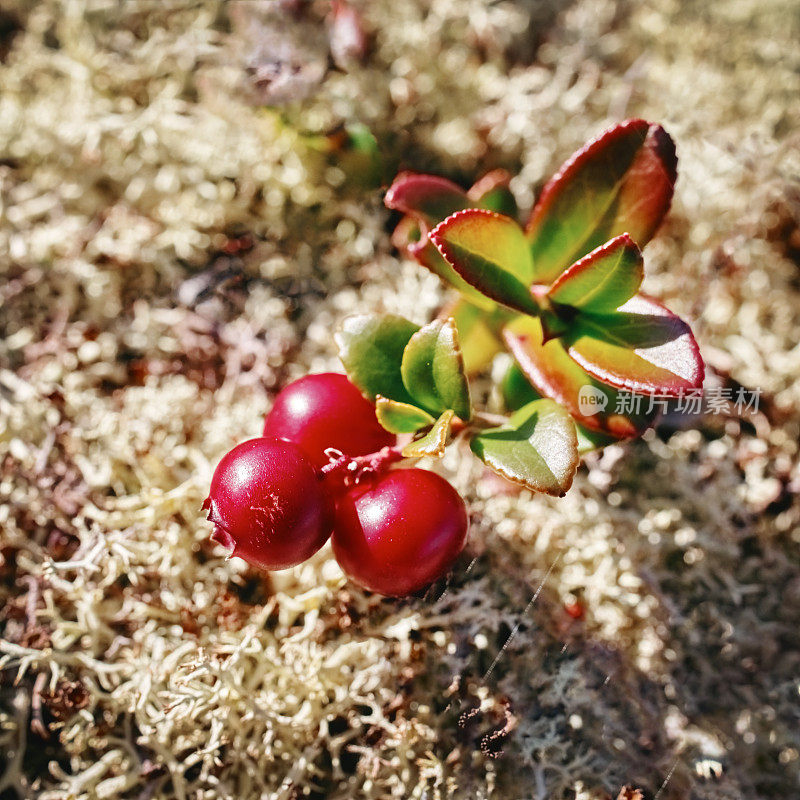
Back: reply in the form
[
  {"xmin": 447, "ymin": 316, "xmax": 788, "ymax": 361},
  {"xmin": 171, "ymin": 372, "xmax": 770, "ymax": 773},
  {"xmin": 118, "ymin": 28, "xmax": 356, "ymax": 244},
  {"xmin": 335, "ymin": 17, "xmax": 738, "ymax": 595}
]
[
  {"xmin": 332, "ymin": 468, "xmax": 469, "ymax": 596},
  {"xmin": 203, "ymin": 437, "xmax": 333, "ymax": 571},
  {"xmin": 263, "ymin": 372, "xmax": 395, "ymax": 470}
]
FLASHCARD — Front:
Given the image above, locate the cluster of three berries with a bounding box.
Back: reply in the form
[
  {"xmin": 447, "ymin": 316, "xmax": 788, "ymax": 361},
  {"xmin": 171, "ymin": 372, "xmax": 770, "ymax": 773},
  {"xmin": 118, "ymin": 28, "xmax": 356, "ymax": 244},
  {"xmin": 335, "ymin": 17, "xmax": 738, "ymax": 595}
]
[{"xmin": 204, "ymin": 374, "xmax": 468, "ymax": 596}]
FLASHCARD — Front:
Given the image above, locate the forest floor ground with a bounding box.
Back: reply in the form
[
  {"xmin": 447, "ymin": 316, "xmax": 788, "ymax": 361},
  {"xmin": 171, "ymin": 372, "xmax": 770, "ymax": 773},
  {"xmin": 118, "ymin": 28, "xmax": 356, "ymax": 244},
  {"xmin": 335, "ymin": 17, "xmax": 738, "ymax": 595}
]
[{"xmin": 1, "ymin": 1, "xmax": 798, "ymax": 798}]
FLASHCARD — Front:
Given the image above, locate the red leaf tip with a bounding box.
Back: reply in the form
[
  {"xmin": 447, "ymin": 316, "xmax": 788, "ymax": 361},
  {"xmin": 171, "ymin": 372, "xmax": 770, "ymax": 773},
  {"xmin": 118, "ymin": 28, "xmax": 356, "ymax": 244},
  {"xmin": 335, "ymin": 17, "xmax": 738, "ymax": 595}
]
[
  {"xmin": 527, "ymin": 118, "xmax": 676, "ymax": 235},
  {"xmin": 429, "ymin": 207, "xmax": 511, "ymax": 243},
  {"xmin": 647, "ymin": 123, "xmax": 678, "ymax": 186},
  {"xmin": 467, "ymin": 168, "xmax": 512, "ymax": 201},
  {"xmin": 384, "ymin": 172, "xmax": 465, "ymax": 215}
]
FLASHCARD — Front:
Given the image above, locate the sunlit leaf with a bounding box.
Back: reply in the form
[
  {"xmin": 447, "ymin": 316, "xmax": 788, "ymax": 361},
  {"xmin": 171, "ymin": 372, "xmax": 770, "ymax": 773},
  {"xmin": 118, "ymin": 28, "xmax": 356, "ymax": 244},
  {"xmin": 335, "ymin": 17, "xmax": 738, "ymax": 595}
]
[
  {"xmin": 402, "ymin": 410, "xmax": 454, "ymax": 458},
  {"xmin": 527, "ymin": 119, "xmax": 678, "ymax": 283},
  {"xmin": 467, "ymin": 168, "xmax": 518, "ymax": 218},
  {"xmin": 564, "ymin": 294, "xmax": 705, "ymax": 396},
  {"xmin": 575, "ymin": 425, "xmax": 619, "ymax": 455},
  {"xmin": 401, "ymin": 318, "xmax": 472, "ymax": 420},
  {"xmin": 387, "ymin": 171, "xmax": 525, "ymax": 311},
  {"xmin": 442, "ymin": 298, "xmax": 508, "ymax": 375},
  {"xmin": 500, "ymin": 357, "xmax": 627, "ymax": 452},
  {"xmin": 430, "ymin": 209, "xmax": 540, "ymax": 315},
  {"xmin": 375, "ymin": 396, "xmax": 435, "ymax": 433},
  {"xmin": 407, "ymin": 236, "xmax": 498, "ymax": 310},
  {"xmin": 336, "ymin": 314, "xmax": 419, "ymax": 404},
  {"xmin": 503, "ymin": 315, "xmax": 656, "ymax": 438},
  {"xmin": 470, "ymin": 399, "xmax": 579, "ymax": 496},
  {"xmin": 547, "ymin": 233, "xmax": 643, "ymax": 313},
  {"xmin": 385, "ymin": 172, "xmax": 468, "ymax": 228}
]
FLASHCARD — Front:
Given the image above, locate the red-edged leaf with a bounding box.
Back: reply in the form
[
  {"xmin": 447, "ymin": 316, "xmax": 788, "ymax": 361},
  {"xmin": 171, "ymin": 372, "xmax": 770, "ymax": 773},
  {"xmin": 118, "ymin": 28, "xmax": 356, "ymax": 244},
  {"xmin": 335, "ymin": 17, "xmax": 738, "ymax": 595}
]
[
  {"xmin": 388, "ymin": 188, "xmax": 496, "ymax": 309},
  {"xmin": 467, "ymin": 168, "xmax": 518, "ymax": 217},
  {"xmin": 526, "ymin": 119, "xmax": 677, "ymax": 283},
  {"xmin": 547, "ymin": 234, "xmax": 643, "ymax": 313},
  {"xmin": 565, "ymin": 294, "xmax": 704, "ymax": 396},
  {"xmin": 390, "ymin": 213, "xmax": 424, "ymax": 253},
  {"xmin": 407, "ymin": 237, "xmax": 497, "ymax": 310},
  {"xmin": 385, "ymin": 172, "xmax": 468, "ymax": 228},
  {"xmin": 430, "ymin": 209, "xmax": 540, "ymax": 315},
  {"xmin": 503, "ymin": 315, "xmax": 656, "ymax": 438}
]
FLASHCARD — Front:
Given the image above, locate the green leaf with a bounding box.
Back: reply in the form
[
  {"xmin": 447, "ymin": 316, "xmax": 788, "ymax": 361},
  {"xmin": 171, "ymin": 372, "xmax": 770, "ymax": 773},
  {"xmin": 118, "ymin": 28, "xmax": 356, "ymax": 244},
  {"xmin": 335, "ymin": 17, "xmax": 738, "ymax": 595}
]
[
  {"xmin": 468, "ymin": 169, "xmax": 518, "ymax": 217},
  {"xmin": 547, "ymin": 234, "xmax": 643, "ymax": 313},
  {"xmin": 500, "ymin": 361, "xmax": 542, "ymax": 411},
  {"xmin": 564, "ymin": 293, "xmax": 705, "ymax": 396},
  {"xmin": 470, "ymin": 399, "xmax": 579, "ymax": 496},
  {"xmin": 405, "ymin": 236, "xmax": 498, "ymax": 310},
  {"xmin": 430, "ymin": 209, "xmax": 540, "ymax": 315},
  {"xmin": 386, "ymin": 172, "xmax": 521, "ymax": 312},
  {"xmin": 375, "ymin": 396, "xmax": 435, "ymax": 433},
  {"xmin": 444, "ymin": 298, "xmax": 507, "ymax": 375},
  {"xmin": 402, "ymin": 410, "xmax": 454, "ymax": 458},
  {"xmin": 336, "ymin": 314, "xmax": 420, "ymax": 404},
  {"xmin": 575, "ymin": 425, "xmax": 619, "ymax": 455},
  {"xmin": 527, "ymin": 119, "xmax": 678, "ymax": 283},
  {"xmin": 503, "ymin": 315, "xmax": 656, "ymax": 438},
  {"xmin": 501, "ymin": 362, "xmax": 619, "ymax": 454},
  {"xmin": 345, "ymin": 122, "xmax": 379, "ymax": 156},
  {"xmin": 401, "ymin": 318, "xmax": 472, "ymax": 420}
]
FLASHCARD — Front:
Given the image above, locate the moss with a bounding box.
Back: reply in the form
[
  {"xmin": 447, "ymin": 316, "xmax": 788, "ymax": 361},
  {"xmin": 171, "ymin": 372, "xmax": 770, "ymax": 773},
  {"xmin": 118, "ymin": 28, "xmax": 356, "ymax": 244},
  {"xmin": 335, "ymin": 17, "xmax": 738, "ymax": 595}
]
[{"xmin": 0, "ymin": 0, "xmax": 798, "ymax": 797}]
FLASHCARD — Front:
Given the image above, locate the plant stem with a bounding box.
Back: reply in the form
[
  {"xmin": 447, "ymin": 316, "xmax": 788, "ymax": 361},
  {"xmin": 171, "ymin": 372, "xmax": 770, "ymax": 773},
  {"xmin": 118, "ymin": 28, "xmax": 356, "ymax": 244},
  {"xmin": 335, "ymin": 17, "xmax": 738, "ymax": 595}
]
[
  {"xmin": 318, "ymin": 411, "xmax": 511, "ymax": 489},
  {"xmin": 319, "ymin": 444, "xmax": 406, "ymax": 486}
]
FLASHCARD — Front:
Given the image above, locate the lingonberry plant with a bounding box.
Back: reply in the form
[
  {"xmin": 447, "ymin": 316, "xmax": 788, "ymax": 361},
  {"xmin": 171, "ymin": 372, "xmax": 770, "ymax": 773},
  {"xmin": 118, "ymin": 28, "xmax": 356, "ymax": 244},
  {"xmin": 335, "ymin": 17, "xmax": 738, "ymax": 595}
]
[{"xmin": 204, "ymin": 119, "xmax": 704, "ymax": 597}]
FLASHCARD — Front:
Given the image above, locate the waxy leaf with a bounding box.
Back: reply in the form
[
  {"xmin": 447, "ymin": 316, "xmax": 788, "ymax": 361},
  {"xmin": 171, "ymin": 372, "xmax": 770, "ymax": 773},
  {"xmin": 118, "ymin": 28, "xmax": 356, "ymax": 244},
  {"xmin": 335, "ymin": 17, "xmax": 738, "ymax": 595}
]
[
  {"xmin": 401, "ymin": 318, "xmax": 471, "ymax": 420},
  {"xmin": 386, "ymin": 172, "xmax": 522, "ymax": 311},
  {"xmin": 503, "ymin": 315, "xmax": 655, "ymax": 438},
  {"xmin": 430, "ymin": 209, "xmax": 540, "ymax": 315},
  {"xmin": 547, "ymin": 234, "xmax": 644, "ymax": 313},
  {"xmin": 407, "ymin": 236, "xmax": 497, "ymax": 310},
  {"xmin": 501, "ymin": 361, "xmax": 621, "ymax": 454},
  {"xmin": 575, "ymin": 425, "xmax": 619, "ymax": 455},
  {"xmin": 470, "ymin": 399, "xmax": 579, "ymax": 496},
  {"xmin": 467, "ymin": 169, "xmax": 518, "ymax": 218},
  {"xmin": 389, "ymin": 203, "xmax": 496, "ymax": 310},
  {"xmin": 500, "ymin": 361, "xmax": 542, "ymax": 411},
  {"xmin": 527, "ymin": 119, "xmax": 678, "ymax": 283},
  {"xmin": 385, "ymin": 172, "xmax": 468, "ymax": 228},
  {"xmin": 375, "ymin": 396, "xmax": 435, "ymax": 433},
  {"xmin": 564, "ymin": 294, "xmax": 705, "ymax": 396},
  {"xmin": 336, "ymin": 314, "xmax": 419, "ymax": 404},
  {"xmin": 444, "ymin": 298, "xmax": 507, "ymax": 374},
  {"xmin": 402, "ymin": 409, "xmax": 454, "ymax": 458}
]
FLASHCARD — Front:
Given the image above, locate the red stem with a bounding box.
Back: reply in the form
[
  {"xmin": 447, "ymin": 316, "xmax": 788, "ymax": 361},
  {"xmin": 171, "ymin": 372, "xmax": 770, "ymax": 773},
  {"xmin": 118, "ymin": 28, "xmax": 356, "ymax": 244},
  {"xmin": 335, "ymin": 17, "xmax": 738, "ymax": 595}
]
[
  {"xmin": 317, "ymin": 411, "xmax": 510, "ymax": 489},
  {"xmin": 319, "ymin": 444, "xmax": 406, "ymax": 487}
]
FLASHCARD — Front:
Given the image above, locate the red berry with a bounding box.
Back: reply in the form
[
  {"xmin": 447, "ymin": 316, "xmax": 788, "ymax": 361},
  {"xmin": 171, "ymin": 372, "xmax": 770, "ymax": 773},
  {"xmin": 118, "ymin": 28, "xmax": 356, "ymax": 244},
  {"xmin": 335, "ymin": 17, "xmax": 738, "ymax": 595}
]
[
  {"xmin": 203, "ymin": 437, "xmax": 333, "ymax": 571},
  {"xmin": 332, "ymin": 469, "xmax": 468, "ymax": 596},
  {"xmin": 263, "ymin": 373, "xmax": 394, "ymax": 470}
]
